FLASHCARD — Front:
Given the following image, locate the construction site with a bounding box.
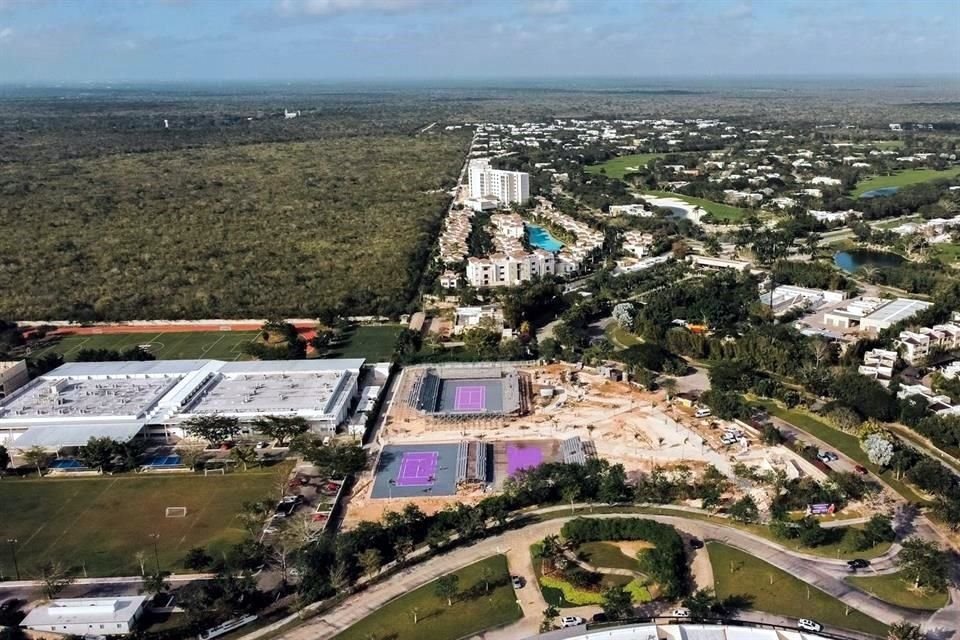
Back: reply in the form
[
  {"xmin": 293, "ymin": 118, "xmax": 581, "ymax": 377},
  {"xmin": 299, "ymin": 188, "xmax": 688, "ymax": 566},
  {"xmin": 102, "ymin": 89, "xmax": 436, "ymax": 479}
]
[{"xmin": 341, "ymin": 362, "xmax": 884, "ymax": 526}]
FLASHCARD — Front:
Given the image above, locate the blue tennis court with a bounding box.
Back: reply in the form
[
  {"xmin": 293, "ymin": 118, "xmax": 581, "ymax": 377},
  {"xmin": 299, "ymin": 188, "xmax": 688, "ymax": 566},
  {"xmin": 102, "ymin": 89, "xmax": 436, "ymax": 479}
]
[
  {"xmin": 145, "ymin": 455, "xmax": 182, "ymax": 467},
  {"xmin": 49, "ymin": 459, "xmax": 86, "ymax": 470}
]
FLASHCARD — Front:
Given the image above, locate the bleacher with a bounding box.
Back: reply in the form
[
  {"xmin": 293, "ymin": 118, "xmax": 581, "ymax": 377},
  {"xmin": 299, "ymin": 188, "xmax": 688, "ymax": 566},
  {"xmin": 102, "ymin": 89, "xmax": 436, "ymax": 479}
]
[
  {"xmin": 456, "ymin": 440, "xmax": 469, "ymax": 483},
  {"xmin": 474, "ymin": 442, "xmax": 488, "ymax": 482},
  {"xmin": 562, "ymin": 436, "xmax": 588, "ymax": 465},
  {"xmin": 415, "ymin": 371, "xmax": 441, "ymax": 412}
]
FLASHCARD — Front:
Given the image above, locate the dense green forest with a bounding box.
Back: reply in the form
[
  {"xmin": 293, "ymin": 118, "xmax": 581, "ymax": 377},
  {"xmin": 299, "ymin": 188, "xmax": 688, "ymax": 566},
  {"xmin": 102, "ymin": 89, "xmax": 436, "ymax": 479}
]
[{"xmin": 0, "ymin": 133, "xmax": 468, "ymax": 320}]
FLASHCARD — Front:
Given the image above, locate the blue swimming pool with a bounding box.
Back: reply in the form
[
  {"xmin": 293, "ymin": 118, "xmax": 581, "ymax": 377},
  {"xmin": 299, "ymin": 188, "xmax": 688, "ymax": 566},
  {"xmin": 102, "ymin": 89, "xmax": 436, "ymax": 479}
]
[
  {"xmin": 50, "ymin": 459, "xmax": 86, "ymax": 469},
  {"xmin": 145, "ymin": 455, "xmax": 182, "ymax": 467},
  {"xmin": 527, "ymin": 224, "xmax": 564, "ymax": 252}
]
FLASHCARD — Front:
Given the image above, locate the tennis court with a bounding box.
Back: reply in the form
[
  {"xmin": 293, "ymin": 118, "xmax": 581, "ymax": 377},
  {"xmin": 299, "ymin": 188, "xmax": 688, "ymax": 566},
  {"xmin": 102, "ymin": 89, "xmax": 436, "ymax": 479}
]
[{"xmin": 371, "ymin": 443, "xmax": 460, "ymax": 498}]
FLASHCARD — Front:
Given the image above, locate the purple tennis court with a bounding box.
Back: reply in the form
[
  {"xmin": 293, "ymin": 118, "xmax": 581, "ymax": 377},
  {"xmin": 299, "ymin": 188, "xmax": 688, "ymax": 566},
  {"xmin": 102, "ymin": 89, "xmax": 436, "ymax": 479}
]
[
  {"xmin": 395, "ymin": 451, "xmax": 439, "ymax": 487},
  {"xmin": 454, "ymin": 385, "xmax": 487, "ymax": 412},
  {"xmin": 507, "ymin": 444, "xmax": 543, "ymax": 476}
]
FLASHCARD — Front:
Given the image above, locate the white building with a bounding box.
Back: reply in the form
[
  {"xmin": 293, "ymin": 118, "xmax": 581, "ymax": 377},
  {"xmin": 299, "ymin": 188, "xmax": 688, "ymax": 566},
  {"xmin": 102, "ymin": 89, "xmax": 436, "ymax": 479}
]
[
  {"xmin": 21, "ymin": 596, "xmax": 148, "ymax": 636},
  {"xmin": 466, "ymin": 250, "xmax": 555, "ymax": 288},
  {"xmin": 0, "ymin": 360, "xmax": 29, "ymax": 399},
  {"xmin": 824, "ymin": 297, "xmax": 932, "ymax": 333},
  {"xmin": 808, "ymin": 209, "xmax": 861, "ymax": 223},
  {"xmin": 490, "ymin": 213, "xmax": 526, "ymax": 239},
  {"xmin": 468, "ymin": 159, "xmax": 530, "ymax": 205},
  {"xmin": 609, "ymin": 203, "xmax": 654, "ymax": 217},
  {"xmin": 0, "ymin": 359, "xmax": 366, "ymax": 450},
  {"xmin": 894, "ymin": 323, "xmax": 960, "ymax": 364},
  {"xmin": 859, "ymin": 348, "xmax": 897, "ymax": 382},
  {"xmin": 453, "ymin": 305, "xmax": 510, "ymax": 336},
  {"xmin": 690, "ymin": 255, "xmax": 752, "ymax": 272},
  {"xmin": 761, "ymin": 284, "xmax": 846, "ymax": 315}
]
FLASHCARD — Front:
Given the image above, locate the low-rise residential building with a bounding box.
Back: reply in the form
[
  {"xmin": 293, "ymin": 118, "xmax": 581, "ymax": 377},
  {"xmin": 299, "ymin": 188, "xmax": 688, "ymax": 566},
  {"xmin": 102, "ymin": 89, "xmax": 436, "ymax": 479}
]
[
  {"xmin": 690, "ymin": 255, "xmax": 752, "ymax": 272},
  {"xmin": 808, "ymin": 209, "xmax": 861, "ymax": 223},
  {"xmin": 453, "ymin": 305, "xmax": 511, "ymax": 336},
  {"xmin": 465, "ymin": 250, "xmax": 556, "ymax": 288},
  {"xmin": 439, "ymin": 270, "xmax": 460, "ymax": 289},
  {"xmin": 859, "ymin": 348, "xmax": 897, "ymax": 382},
  {"xmin": 21, "ymin": 596, "xmax": 148, "ymax": 636},
  {"xmin": 609, "ymin": 203, "xmax": 654, "ymax": 217},
  {"xmin": 894, "ymin": 323, "xmax": 960, "ymax": 364}
]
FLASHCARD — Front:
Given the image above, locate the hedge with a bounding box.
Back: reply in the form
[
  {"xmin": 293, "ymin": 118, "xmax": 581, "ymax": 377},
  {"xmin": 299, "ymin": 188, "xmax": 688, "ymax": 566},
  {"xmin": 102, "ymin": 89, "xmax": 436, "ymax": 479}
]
[{"xmin": 538, "ymin": 575, "xmax": 605, "ymax": 605}]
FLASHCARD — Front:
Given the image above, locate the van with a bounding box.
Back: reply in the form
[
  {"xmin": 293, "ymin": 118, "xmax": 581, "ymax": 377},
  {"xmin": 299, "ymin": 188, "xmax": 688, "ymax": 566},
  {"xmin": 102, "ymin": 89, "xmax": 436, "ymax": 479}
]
[
  {"xmin": 797, "ymin": 619, "xmax": 823, "ymax": 632},
  {"xmin": 695, "ymin": 407, "xmax": 712, "ymax": 418}
]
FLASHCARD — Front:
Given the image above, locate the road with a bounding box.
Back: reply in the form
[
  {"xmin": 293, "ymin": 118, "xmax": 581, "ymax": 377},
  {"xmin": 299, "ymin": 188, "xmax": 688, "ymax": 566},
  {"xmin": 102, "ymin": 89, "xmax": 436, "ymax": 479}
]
[{"xmin": 251, "ymin": 510, "xmax": 953, "ymax": 640}]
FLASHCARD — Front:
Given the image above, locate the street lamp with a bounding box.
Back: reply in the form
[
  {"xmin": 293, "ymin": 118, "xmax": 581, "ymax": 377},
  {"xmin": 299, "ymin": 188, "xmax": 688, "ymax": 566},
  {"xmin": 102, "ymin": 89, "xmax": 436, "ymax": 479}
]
[
  {"xmin": 388, "ymin": 479, "xmax": 396, "ymax": 500},
  {"xmin": 6, "ymin": 538, "xmax": 19, "ymax": 581},
  {"xmin": 148, "ymin": 533, "xmax": 160, "ymax": 574}
]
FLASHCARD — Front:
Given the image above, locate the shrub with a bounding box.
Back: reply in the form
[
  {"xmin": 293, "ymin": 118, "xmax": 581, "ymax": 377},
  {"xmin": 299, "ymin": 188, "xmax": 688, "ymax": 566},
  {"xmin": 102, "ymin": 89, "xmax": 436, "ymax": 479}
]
[
  {"xmin": 625, "ymin": 578, "xmax": 652, "ymax": 602},
  {"xmin": 538, "ymin": 575, "xmax": 604, "ymax": 605}
]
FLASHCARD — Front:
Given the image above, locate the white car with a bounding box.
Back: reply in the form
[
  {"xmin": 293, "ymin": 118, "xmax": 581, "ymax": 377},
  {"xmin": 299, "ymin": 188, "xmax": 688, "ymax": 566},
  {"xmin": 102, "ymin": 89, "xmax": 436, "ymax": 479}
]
[
  {"xmin": 560, "ymin": 616, "xmax": 585, "ymax": 628},
  {"xmin": 671, "ymin": 608, "xmax": 691, "ymax": 618},
  {"xmin": 798, "ymin": 619, "xmax": 823, "ymax": 632}
]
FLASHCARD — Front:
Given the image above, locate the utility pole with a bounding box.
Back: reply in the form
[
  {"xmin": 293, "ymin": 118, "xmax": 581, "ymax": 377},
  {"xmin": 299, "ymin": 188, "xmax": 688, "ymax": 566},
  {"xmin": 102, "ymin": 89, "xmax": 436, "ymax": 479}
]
[
  {"xmin": 149, "ymin": 533, "xmax": 160, "ymax": 573},
  {"xmin": 6, "ymin": 538, "xmax": 19, "ymax": 581}
]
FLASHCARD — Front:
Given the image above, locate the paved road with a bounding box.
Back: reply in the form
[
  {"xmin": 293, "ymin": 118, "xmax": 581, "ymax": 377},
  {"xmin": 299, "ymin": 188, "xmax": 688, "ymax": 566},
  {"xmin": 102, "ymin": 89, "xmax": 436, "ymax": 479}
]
[{"xmin": 256, "ymin": 511, "xmax": 951, "ymax": 640}]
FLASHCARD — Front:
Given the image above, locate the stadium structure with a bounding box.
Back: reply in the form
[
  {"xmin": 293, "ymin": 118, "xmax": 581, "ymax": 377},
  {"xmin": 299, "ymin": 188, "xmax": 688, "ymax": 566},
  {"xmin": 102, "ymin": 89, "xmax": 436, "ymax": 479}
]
[
  {"xmin": 406, "ymin": 364, "xmax": 530, "ymax": 421},
  {"xmin": 0, "ymin": 359, "xmax": 365, "ymax": 451},
  {"xmin": 533, "ymin": 621, "xmax": 844, "ymax": 640}
]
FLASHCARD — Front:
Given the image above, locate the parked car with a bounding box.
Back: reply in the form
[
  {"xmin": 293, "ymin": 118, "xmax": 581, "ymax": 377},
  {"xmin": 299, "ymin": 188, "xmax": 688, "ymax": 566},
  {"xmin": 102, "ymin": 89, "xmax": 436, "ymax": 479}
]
[
  {"xmin": 511, "ymin": 575, "xmax": 525, "ymax": 589},
  {"xmin": 695, "ymin": 407, "xmax": 712, "ymax": 418},
  {"xmin": 816, "ymin": 451, "xmax": 837, "ymax": 463},
  {"xmin": 560, "ymin": 616, "xmax": 585, "ymax": 628},
  {"xmin": 689, "ymin": 538, "xmax": 704, "ymax": 550},
  {"xmin": 854, "ymin": 464, "xmax": 868, "ymax": 475},
  {"xmin": 671, "ymin": 608, "xmax": 691, "ymax": 618},
  {"xmin": 592, "ymin": 613, "xmax": 609, "ymax": 623},
  {"xmin": 847, "ymin": 558, "xmax": 870, "ymax": 570},
  {"xmin": 798, "ymin": 618, "xmax": 823, "ymax": 632}
]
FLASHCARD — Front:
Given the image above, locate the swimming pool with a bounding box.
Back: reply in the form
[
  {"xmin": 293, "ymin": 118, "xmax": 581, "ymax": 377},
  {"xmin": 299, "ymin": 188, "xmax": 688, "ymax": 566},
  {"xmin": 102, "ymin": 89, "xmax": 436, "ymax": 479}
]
[{"xmin": 527, "ymin": 224, "xmax": 564, "ymax": 252}]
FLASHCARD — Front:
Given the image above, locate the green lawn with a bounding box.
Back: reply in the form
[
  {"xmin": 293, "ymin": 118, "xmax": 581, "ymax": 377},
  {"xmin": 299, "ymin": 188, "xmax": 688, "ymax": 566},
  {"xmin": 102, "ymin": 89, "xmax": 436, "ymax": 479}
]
[
  {"xmin": 0, "ymin": 469, "xmax": 288, "ymax": 577},
  {"xmin": 332, "ymin": 555, "xmax": 522, "ymax": 640},
  {"xmin": 931, "ymin": 243, "xmax": 960, "ymax": 265},
  {"xmin": 641, "ymin": 190, "xmax": 747, "ymax": 222},
  {"xmin": 708, "ymin": 543, "xmax": 888, "ymax": 636},
  {"xmin": 852, "ymin": 166, "xmax": 960, "ymax": 197},
  {"xmin": 586, "ymin": 154, "xmax": 663, "ymax": 179},
  {"xmin": 753, "ymin": 399, "xmax": 929, "ymax": 503},
  {"xmin": 325, "ymin": 324, "xmax": 402, "ymax": 361},
  {"xmin": 606, "ymin": 324, "xmax": 643, "ymax": 349},
  {"xmin": 847, "ymin": 571, "xmax": 948, "ymax": 611},
  {"xmin": 578, "ymin": 541, "xmax": 642, "ymax": 572},
  {"xmin": 29, "ymin": 330, "xmax": 262, "ymax": 361}
]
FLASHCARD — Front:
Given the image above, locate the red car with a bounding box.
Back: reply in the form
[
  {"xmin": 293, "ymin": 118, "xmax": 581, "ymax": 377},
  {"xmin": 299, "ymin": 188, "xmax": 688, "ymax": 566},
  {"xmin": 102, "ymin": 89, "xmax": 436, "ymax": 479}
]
[{"xmin": 854, "ymin": 464, "xmax": 868, "ymax": 475}]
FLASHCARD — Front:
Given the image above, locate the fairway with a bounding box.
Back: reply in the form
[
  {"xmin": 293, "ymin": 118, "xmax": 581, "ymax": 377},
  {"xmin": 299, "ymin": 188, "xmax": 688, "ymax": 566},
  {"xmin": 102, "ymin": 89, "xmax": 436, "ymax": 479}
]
[
  {"xmin": 586, "ymin": 153, "xmax": 663, "ymax": 179},
  {"xmin": 641, "ymin": 190, "xmax": 747, "ymax": 222},
  {"xmin": 852, "ymin": 167, "xmax": 960, "ymax": 197},
  {"xmin": 30, "ymin": 330, "xmax": 262, "ymax": 362},
  {"xmin": 333, "ymin": 555, "xmax": 522, "ymax": 640},
  {"xmin": 0, "ymin": 469, "xmax": 288, "ymax": 577},
  {"xmin": 708, "ymin": 542, "xmax": 888, "ymax": 636}
]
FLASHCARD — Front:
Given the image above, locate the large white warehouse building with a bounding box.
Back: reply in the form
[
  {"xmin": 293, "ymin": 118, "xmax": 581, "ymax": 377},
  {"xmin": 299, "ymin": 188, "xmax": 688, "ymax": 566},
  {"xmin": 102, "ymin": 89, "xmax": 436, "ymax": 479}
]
[{"xmin": 0, "ymin": 358, "xmax": 365, "ymax": 450}]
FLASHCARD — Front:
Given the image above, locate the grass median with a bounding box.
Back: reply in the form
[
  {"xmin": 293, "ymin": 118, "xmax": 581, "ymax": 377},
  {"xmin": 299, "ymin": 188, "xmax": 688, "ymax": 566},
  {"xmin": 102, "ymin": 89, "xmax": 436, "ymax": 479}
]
[{"xmin": 846, "ymin": 571, "xmax": 949, "ymax": 611}]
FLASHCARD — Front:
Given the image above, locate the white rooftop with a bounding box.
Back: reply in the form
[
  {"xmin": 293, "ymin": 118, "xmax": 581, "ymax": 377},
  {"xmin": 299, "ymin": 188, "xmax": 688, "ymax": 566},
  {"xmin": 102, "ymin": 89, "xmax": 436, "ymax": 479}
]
[
  {"xmin": 863, "ymin": 298, "xmax": 932, "ymax": 326},
  {"xmin": 21, "ymin": 595, "xmax": 148, "ymax": 627}
]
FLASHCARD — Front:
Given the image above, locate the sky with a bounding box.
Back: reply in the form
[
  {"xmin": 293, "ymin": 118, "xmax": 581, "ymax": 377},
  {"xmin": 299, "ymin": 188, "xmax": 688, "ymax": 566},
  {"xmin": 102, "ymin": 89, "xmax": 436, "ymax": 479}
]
[{"xmin": 0, "ymin": 0, "xmax": 957, "ymax": 83}]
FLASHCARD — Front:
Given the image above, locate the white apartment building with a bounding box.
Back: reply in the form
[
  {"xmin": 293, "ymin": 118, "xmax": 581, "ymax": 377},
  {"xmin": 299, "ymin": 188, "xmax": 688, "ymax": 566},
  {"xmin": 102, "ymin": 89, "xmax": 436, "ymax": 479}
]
[
  {"xmin": 468, "ymin": 159, "xmax": 530, "ymax": 205},
  {"xmin": 490, "ymin": 213, "xmax": 526, "ymax": 239},
  {"xmin": 466, "ymin": 250, "xmax": 555, "ymax": 288},
  {"xmin": 894, "ymin": 323, "xmax": 960, "ymax": 365},
  {"xmin": 858, "ymin": 348, "xmax": 897, "ymax": 382}
]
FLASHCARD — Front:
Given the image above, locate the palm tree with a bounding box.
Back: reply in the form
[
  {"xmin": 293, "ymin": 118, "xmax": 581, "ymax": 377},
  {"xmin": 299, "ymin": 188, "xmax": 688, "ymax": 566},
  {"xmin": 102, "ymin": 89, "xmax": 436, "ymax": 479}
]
[
  {"xmin": 229, "ymin": 444, "xmax": 257, "ymax": 471},
  {"xmin": 858, "ymin": 265, "xmax": 879, "ymax": 284},
  {"xmin": 887, "ymin": 621, "xmax": 923, "ymax": 640},
  {"xmin": 23, "ymin": 446, "xmax": 50, "ymax": 477},
  {"xmin": 134, "ymin": 551, "xmax": 147, "ymax": 577},
  {"xmin": 142, "ymin": 571, "xmax": 170, "ymax": 597}
]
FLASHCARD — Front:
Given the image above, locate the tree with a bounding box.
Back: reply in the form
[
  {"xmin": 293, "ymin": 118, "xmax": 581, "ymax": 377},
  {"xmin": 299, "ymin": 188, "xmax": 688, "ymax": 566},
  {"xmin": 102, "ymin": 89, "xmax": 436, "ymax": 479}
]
[
  {"xmin": 434, "ymin": 574, "xmax": 459, "ymax": 606},
  {"xmin": 896, "ymin": 538, "xmax": 948, "ymax": 591},
  {"xmin": 328, "ymin": 559, "xmax": 350, "ymax": 593},
  {"xmin": 861, "ymin": 432, "xmax": 895, "ymax": 467},
  {"xmin": 729, "ymin": 495, "xmax": 760, "ymax": 523},
  {"xmin": 251, "ymin": 415, "xmax": 309, "ymax": 447},
  {"xmin": 183, "ymin": 547, "xmax": 212, "ymax": 571},
  {"xmin": 38, "ymin": 562, "xmax": 74, "ymax": 600},
  {"xmin": 479, "ymin": 565, "xmax": 496, "ymax": 593},
  {"xmin": 23, "ymin": 446, "xmax": 51, "ymax": 477},
  {"xmin": 0, "ymin": 445, "xmax": 9, "ymax": 472},
  {"xmin": 394, "ymin": 328, "xmax": 422, "ymax": 359},
  {"xmin": 183, "ymin": 415, "xmax": 240, "ymax": 445},
  {"xmin": 540, "ymin": 605, "xmax": 559, "ymax": 632},
  {"xmin": 142, "ymin": 571, "xmax": 171, "ymax": 596},
  {"xmin": 358, "ymin": 548, "xmax": 382, "ymax": 578},
  {"xmin": 562, "ymin": 485, "xmax": 581, "ymax": 512},
  {"xmin": 395, "ymin": 536, "xmax": 414, "ymax": 566},
  {"xmin": 612, "ymin": 303, "xmax": 636, "ymax": 329},
  {"xmin": 228, "ymin": 444, "xmax": 257, "ymax": 471},
  {"xmin": 659, "ymin": 377, "xmax": 677, "ymax": 401},
  {"xmin": 293, "ymin": 439, "xmax": 367, "ymax": 478},
  {"xmin": 887, "ymin": 621, "xmax": 924, "ymax": 640},
  {"xmin": 601, "ymin": 584, "xmax": 633, "ymax": 620},
  {"xmin": 761, "ymin": 423, "xmax": 785, "ymax": 446},
  {"xmin": 682, "ymin": 588, "xmax": 719, "ymax": 619}
]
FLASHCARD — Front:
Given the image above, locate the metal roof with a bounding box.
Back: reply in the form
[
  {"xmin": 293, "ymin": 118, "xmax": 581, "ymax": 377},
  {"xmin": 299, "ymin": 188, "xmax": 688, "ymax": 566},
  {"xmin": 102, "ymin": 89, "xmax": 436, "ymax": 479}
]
[{"xmin": 12, "ymin": 423, "xmax": 145, "ymax": 448}]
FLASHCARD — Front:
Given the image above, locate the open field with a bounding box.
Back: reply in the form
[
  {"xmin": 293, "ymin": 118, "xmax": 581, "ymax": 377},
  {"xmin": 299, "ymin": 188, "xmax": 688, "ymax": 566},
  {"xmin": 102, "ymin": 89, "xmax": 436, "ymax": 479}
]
[
  {"xmin": 0, "ymin": 133, "xmax": 468, "ymax": 320},
  {"xmin": 931, "ymin": 242, "xmax": 960, "ymax": 265},
  {"xmin": 29, "ymin": 330, "xmax": 262, "ymax": 361},
  {"xmin": 332, "ymin": 555, "xmax": 522, "ymax": 640},
  {"xmin": 846, "ymin": 572, "xmax": 948, "ymax": 611},
  {"xmin": 578, "ymin": 541, "xmax": 643, "ymax": 572},
  {"xmin": 852, "ymin": 166, "xmax": 960, "ymax": 197},
  {"xmin": 642, "ymin": 190, "xmax": 747, "ymax": 222},
  {"xmin": 753, "ymin": 399, "xmax": 929, "ymax": 503},
  {"xmin": 586, "ymin": 153, "xmax": 664, "ymax": 179},
  {"xmin": 0, "ymin": 468, "xmax": 289, "ymax": 577},
  {"xmin": 606, "ymin": 324, "xmax": 643, "ymax": 348},
  {"xmin": 707, "ymin": 543, "xmax": 888, "ymax": 636},
  {"xmin": 327, "ymin": 324, "xmax": 403, "ymax": 361}
]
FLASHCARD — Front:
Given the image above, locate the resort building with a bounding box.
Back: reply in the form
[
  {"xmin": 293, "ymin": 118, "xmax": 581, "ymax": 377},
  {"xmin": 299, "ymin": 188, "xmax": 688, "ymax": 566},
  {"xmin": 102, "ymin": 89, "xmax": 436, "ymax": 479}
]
[
  {"xmin": 468, "ymin": 159, "xmax": 530, "ymax": 205},
  {"xmin": 823, "ymin": 297, "xmax": 932, "ymax": 333},
  {"xmin": 0, "ymin": 359, "xmax": 366, "ymax": 450},
  {"xmin": 453, "ymin": 305, "xmax": 511, "ymax": 336},
  {"xmin": 760, "ymin": 284, "xmax": 847, "ymax": 315},
  {"xmin": 690, "ymin": 255, "xmax": 752, "ymax": 272},
  {"xmin": 859, "ymin": 348, "xmax": 897, "ymax": 383},
  {"xmin": 894, "ymin": 323, "xmax": 960, "ymax": 365},
  {"xmin": 466, "ymin": 250, "xmax": 556, "ymax": 288},
  {"xmin": 0, "ymin": 360, "xmax": 29, "ymax": 399},
  {"xmin": 21, "ymin": 596, "xmax": 148, "ymax": 636}
]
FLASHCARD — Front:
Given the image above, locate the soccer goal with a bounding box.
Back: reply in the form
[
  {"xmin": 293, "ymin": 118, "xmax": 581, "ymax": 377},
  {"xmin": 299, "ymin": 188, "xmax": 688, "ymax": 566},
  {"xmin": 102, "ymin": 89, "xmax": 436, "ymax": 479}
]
[
  {"xmin": 204, "ymin": 467, "xmax": 226, "ymax": 476},
  {"xmin": 165, "ymin": 507, "xmax": 188, "ymax": 518}
]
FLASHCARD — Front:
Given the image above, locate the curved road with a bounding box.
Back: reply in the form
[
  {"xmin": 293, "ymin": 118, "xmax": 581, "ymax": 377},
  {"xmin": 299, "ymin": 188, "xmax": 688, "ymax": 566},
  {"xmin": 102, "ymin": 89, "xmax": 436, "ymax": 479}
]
[{"xmin": 257, "ymin": 511, "xmax": 955, "ymax": 640}]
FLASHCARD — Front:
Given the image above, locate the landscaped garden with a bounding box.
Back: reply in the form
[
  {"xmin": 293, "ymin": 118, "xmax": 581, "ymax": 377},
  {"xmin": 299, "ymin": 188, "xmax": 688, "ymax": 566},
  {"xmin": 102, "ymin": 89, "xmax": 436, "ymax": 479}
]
[
  {"xmin": 586, "ymin": 153, "xmax": 664, "ymax": 179},
  {"xmin": 332, "ymin": 555, "xmax": 522, "ymax": 640},
  {"xmin": 708, "ymin": 542, "xmax": 888, "ymax": 636}
]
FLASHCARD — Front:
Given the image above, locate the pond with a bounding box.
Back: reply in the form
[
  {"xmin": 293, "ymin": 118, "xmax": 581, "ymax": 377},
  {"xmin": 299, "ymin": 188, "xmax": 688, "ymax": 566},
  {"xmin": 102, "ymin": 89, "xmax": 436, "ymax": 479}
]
[
  {"xmin": 859, "ymin": 186, "xmax": 900, "ymax": 199},
  {"xmin": 527, "ymin": 224, "xmax": 564, "ymax": 252},
  {"xmin": 834, "ymin": 249, "xmax": 906, "ymax": 273}
]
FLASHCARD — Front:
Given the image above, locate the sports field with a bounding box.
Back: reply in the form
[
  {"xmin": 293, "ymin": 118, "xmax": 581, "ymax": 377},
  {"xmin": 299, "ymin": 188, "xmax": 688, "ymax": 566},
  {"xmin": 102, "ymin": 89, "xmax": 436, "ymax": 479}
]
[
  {"xmin": 0, "ymin": 469, "xmax": 288, "ymax": 577},
  {"xmin": 586, "ymin": 153, "xmax": 663, "ymax": 179},
  {"xmin": 30, "ymin": 330, "xmax": 262, "ymax": 361},
  {"xmin": 852, "ymin": 166, "xmax": 960, "ymax": 197},
  {"xmin": 327, "ymin": 324, "xmax": 403, "ymax": 361}
]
